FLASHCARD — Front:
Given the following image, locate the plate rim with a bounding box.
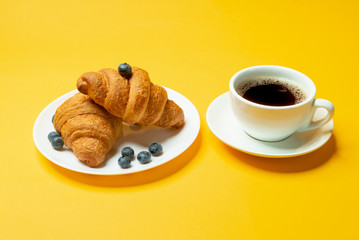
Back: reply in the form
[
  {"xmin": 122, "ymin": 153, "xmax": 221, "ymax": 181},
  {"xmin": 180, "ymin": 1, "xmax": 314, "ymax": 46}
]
[{"xmin": 33, "ymin": 87, "xmax": 200, "ymax": 175}]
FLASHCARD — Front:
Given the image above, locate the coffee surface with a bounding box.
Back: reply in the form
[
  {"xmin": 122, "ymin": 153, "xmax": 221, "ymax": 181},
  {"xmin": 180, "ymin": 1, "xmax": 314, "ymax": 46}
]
[
  {"xmin": 236, "ymin": 78, "xmax": 306, "ymax": 106},
  {"xmin": 243, "ymin": 83, "xmax": 295, "ymax": 106}
]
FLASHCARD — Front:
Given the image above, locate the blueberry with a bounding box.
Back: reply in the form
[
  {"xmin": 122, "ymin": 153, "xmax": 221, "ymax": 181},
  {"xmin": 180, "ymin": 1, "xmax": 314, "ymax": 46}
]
[
  {"xmin": 148, "ymin": 143, "xmax": 163, "ymax": 156},
  {"xmin": 48, "ymin": 131, "xmax": 61, "ymax": 141},
  {"xmin": 121, "ymin": 146, "xmax": 134, "ymax": 159},
  {"xmin": 52, "ymin": 114, "xmax": 55, "ymax": 123},
  {"xmin": 118, "ymin": 63, "xmax": 132, "ymax": 78},
  {"xmin": 137, "ymin": 151, "xmax": 151, "ymax": 164},
  {"xmin": 51, "ymin": 136, "xmax": 64, "ymax": 150},
  {"xmin": 118, "ymin": 156, "xmax": 131, "ymax": 169}
]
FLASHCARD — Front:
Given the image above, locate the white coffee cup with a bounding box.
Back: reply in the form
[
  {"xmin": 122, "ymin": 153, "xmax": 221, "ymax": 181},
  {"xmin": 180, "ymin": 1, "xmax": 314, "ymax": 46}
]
[{"xmin": 229, "ymin": 65, "xmax": 335, "ymax": 142}]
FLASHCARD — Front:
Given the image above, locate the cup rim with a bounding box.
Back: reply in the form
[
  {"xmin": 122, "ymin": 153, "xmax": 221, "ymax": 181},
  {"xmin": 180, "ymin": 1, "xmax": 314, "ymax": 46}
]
[{"xmin": 229, "ymin": 65, "xmax": 316, "ymax": 110}]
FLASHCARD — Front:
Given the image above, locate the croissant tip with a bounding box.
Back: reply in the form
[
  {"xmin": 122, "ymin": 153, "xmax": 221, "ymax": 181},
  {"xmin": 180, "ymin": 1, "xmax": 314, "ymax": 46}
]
[
  {"xmin": 172, "ymin": 120, "xmax": 185, "ymax": 129},
  {"xmin": 77, "ymin": 153, "xmax": 104, "ymax": 167},
  {"xmin": 77, "ymin": 76, "xmax": 89, "ymax": 94}
]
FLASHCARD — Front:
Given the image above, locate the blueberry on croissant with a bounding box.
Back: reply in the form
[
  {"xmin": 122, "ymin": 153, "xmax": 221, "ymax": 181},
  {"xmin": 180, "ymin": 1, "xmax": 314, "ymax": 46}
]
[{"xmin": 76, "ymin": 66, "xmax": 185, "ymax": 129}]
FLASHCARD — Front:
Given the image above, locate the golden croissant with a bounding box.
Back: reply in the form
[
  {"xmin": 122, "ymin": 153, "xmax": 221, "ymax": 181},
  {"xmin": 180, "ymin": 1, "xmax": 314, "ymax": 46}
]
[
  {"xmin": 76, "ymin": 66, "xmax": 185, "ymax": 128},
  {"xmin": 53, "ymin": 93, "xmax": 122, "ymax": 167}
]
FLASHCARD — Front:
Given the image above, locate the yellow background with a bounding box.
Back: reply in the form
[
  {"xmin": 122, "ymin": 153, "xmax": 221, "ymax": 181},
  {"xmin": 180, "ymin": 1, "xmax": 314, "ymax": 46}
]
[{"xmin": 1, "ymin": 0, "xmax": 358, "ymax": 239}]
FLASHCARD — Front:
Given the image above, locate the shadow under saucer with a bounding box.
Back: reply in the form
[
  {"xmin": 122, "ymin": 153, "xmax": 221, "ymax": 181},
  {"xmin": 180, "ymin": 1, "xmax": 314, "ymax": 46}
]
[{"xmin": 217, "ymin": 133, "xmax": 337, "ymax": 173}]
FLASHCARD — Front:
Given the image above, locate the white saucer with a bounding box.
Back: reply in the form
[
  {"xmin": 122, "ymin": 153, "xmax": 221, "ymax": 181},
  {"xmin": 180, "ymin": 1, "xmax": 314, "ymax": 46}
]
[
  {"xmin": 33, "ymin": 88, "xmax": 200, "ymax": 175},
  {"xmin": 206, "ymin": 92, "xmax": 334, "ymax": 158}
]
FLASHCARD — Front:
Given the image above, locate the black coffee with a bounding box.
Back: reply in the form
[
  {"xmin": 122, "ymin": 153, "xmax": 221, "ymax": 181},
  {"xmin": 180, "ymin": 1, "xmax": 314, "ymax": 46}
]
[{"xmin": 237, "ymin": 79, "xmax": 305, "ymax": 106}]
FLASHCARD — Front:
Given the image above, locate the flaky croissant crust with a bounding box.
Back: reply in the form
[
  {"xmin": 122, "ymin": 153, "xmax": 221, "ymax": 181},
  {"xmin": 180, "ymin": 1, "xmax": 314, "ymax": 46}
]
[
  {"xmin": 53, "ymin": 93, "xmax": 122, "ymax": 167},
  {"xmin": 77, "ymin": 67, "xmax": 185, "ymax": 129}
]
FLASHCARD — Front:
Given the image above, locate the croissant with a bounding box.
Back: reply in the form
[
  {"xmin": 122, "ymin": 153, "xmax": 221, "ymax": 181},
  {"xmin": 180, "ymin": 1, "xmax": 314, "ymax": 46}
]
[
  {"xmin": 53, "ymin": 93, "xmax": 122, "ymax": 167},
  {"xmin": 76, "ymin": 66, "xmax": 185, "ymax": 128}
]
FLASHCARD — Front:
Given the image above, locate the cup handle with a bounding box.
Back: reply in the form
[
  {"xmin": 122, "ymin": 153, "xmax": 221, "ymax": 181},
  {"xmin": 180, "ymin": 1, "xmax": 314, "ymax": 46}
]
[{"xmin": 298, "ymin": 99, "xmax": 335, "ymax": 132}]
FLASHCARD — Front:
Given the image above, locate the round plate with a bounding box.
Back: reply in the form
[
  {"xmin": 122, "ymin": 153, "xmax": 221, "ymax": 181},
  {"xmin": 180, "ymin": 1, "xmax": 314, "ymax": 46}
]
[
  {"xmin": 206, "ymin": 92, "xmax": 334, "ymax": 158},
  {"xmin": 33, "ymin": 88, "xmax": 200, "ymax": 175}
]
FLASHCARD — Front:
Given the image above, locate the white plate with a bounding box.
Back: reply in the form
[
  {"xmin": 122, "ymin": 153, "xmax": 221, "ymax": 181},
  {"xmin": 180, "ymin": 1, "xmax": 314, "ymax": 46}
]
[
  {"xmin": 206, "ymin": 92, "xmax": 334, "ymax": 158},
  {"xmin": 33, "ymin": 88, "xmax": 200, "ymax": 175}
]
